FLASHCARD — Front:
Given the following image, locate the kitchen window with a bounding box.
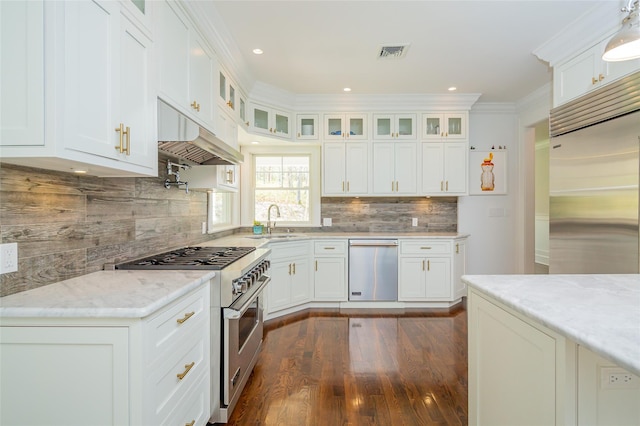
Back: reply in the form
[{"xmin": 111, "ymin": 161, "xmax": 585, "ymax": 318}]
[{"xmin": 254, "ymin": 155, "xmax": 310, "ymax": 223}]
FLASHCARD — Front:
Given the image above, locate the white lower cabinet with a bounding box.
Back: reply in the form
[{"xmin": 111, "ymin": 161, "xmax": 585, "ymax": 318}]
[
  {"xmin": 313, "ymin": 240, "xmax": 348, "ymax": 301},
  {"xmin": 398, "ymin": 239, "xmax": 465, "ymax": 302},
  {"xmin": 468, "ymin": 288, "xmax": 640, "ymax": 426},
  {"xmin": 267, "ymin": 241, "xmax": 312, "ymax": 314},
  {"xmin": 0, "ymin": 285, "xmax": 211, "ymax": 426}
]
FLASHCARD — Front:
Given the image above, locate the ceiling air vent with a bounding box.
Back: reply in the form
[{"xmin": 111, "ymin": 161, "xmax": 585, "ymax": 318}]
[{"xmin": 378, "ymin": 44, "xmax": 410, "ymax": 59}]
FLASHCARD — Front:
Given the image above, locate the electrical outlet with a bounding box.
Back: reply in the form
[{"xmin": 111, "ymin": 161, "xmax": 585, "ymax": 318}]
[
  {"xmin": 412, "ymin": 218, "xmax": 418, "ymax": 227},
  {"xmin": 601, "ymin": 367, "xmax": 639, "ymax": 389},
  {"xmin": 323, "ymin": 218, "xmax": 332, "ymax": 227},
  {"xmin": 0, "ymin": 243, "xmax": 18, "ymax": 274}
]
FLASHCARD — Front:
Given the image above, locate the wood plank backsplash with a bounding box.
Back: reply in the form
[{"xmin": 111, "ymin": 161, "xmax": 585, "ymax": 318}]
[
  {"xmin": 0, "ymin": 157, "xmax": 218, "ymax": 297},
  {"xmin": 1, "ymin": 161, "xmax": 458, "ymax": 297},
  {"xmin": 320, "ymin": 197, "xmax": 457, "ymax": 233}
]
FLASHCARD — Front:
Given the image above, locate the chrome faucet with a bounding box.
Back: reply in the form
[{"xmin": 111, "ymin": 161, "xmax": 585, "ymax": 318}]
[{"xmin": 266, "ymin": 204, "xmax": 281, "ymax": 235}]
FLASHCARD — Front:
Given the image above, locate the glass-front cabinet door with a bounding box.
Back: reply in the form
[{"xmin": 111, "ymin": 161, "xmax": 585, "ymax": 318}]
[
  {"xmin": 273, "ymin": 109, "xmax": 290, "ymax": 137},
  {"xmin": 251, "ymin": 103, "xmax": 291, "ymax": 139},
  {"xmin": 422, "ymin": 112, "xmax": 467, "ymax": 140},
  {"xmin": 373, "ymin": 114, "xmax": 416, "ymax": 140},
  {"xmin": 219, "ymin": 71, "xmax": 226, "ymax": 106},
  {"xmin": 323, "ymin": 114, "xmax": 367, "ymax": 140},
  {"xmin": 239, "ymin": 97, "xmax": 247, "ymax": 127},
  {"xmin": 296, "ymin": 114, "xmax": 318, "ymax": 140}
]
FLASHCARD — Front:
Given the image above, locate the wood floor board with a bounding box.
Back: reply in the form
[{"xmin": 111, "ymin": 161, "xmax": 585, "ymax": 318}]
[{"xmin": 222, "ymin": 306, "xmax": 467, "ymax": 425}]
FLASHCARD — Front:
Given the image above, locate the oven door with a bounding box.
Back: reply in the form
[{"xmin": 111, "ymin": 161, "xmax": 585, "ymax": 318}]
[{"xmin": 222, "ymin": 275, "xmax": 270, "ymax": 406}]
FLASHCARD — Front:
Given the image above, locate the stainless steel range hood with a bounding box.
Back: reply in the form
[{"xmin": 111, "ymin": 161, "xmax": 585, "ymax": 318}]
[{"xmin": 157, "ymin": 100, "xmax": 243, "ymax": 165}]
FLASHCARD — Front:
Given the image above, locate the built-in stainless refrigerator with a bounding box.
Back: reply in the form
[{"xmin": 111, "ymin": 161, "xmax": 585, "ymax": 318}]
[{"xmin": 549, "ymin": 71, "xmax": 640, "ymax": 274}]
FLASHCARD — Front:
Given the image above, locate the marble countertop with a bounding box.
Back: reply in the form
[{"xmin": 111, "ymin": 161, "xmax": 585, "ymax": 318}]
[
  {"xmin": 462, "ymin": 274, "xmax": 640, "ymax": 376},
  {"xmin": 210, "ymin": 232, "xmax": 468, "ymax": 247},
  {"xmin": 0, "ymin": 270, "xmax": 216, "ymax": 319}
]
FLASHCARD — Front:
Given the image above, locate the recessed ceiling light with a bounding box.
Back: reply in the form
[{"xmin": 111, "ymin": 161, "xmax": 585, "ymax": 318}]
[
  {"xmin": 251, "ymin": 141, "xmax": 260, "ymax": 145},
  {"xmin": 71, "ymin": 168, "xmax": 87, "ymax": 174},
  {"xmin": 252, "ymin": 48, "xmax": 263, "ymax": 55},
  {"xmin": 448, "ymin": 86, "xmax": 457, "ymax": 91},
  {"xmin": 343, "ymin": 87, "xmax": 352, "ymax": 92}
]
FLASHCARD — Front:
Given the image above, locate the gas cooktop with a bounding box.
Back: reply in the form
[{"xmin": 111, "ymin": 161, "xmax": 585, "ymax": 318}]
[{"xmin": 115, "ymin": 246, "xmax": 256, "ymax": 270}]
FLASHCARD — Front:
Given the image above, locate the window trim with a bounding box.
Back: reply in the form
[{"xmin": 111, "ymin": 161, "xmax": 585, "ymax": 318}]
[{"xmin": 240, "ymin": 145, "xmax": 321, "ymax": 228}]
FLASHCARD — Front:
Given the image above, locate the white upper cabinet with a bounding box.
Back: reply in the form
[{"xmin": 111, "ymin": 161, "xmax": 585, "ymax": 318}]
[
  {"xmin": 323, "ymin": 114, "xmax": 368, "ymax": 140},
  {"xmin": 422, "ymin": 112, "xmax": 467, "ymax": 141},
  {"xmin": 372, "ymin": 142, "xmax": 418, "ymax": 195},
  {"xmin": 156, "ymin": 0, "xmax": 215, "ymax": 131},
  {"xmin": 250, "ymin": 103, "xmax": 291, "ymax": 139},
  {"xmin": 322, "ymin": 142, "xmax": 368, "ymax": 196},
  {"xmin": 0, "ymin": 0, "xmax": 157, "ymax": 177},
  {"xmin": 373, "ymin": 114, "xmax": 416, "ymax": 140},
  {"xmin": 296, "ymin": 114, "xmax": 320, "ymax": 141},
  {"xmin": 421, "ymin": 142, "xmax": 468, "ymax": 195},
  {"xmin": 554, "ymin": 38, "xmax": 640, "ymax": 106}
]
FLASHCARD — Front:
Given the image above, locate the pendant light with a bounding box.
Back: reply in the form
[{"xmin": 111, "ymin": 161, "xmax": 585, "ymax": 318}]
[{"xmin": 602, "ymin": 0, "xmax": 640, "ymax": 62}]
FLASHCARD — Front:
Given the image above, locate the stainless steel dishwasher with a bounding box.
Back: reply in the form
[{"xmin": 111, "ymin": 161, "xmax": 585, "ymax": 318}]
[{"xmin": 348, "ymin": 239, "xmax": 398, "ymax": 301}]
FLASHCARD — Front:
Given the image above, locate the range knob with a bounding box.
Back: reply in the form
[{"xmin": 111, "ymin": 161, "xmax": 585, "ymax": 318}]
[{"xmin": 232, "ymin": 280, "xmax": 243, "ymax": 295}]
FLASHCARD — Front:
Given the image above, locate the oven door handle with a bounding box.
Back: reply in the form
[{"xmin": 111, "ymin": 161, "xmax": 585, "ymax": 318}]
[{"xmin": 224, "ymin": 276, "xmax": 271, "ymax": 319}]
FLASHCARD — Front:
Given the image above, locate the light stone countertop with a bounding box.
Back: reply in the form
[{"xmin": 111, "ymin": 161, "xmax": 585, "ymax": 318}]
[
  {"xmin": 0, "ymin": 270, "xmax": 216, "ymax": 319},
  {"xmin": 462, "ymin": 274, "xmax": 640, "ymax": 376},
  {"xmin": 208, "ymin": 232, "xmax": 469, "ymax": 248}
]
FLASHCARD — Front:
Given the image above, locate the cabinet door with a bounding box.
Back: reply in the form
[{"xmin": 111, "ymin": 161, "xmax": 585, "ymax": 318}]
[
  {"xmin": 452, "ymin": 240, "xmax": 467, "ymax": 300},
  {"xmin": 443, "ymin": 143, "xmax": 468, "ymax": 194},
  {"xmin": 396, "ymin": 114, "xmax": 417, "ymax": 140},
  {"xmin": 423, "ymin": 113, "xmax": 444, "ymax": 140},
  {"xmin": 372, "ymin": 143, "xmax": 395, "ymax": 194},
  {"xmin": 324, "ymin": 114, "xmax": 344, "ymax": 140},
  {"xmin": 398, "ymin": 257, "xmax": 427, "ymax": 300},
  {"xmin": 119, "ymin": 13, "xmax": 155, "ymax": 169},
  {"xmin": 297, "ymin": 114, "xmax": 319, "ymax": 140},
  {"xmin": 63, "ymin": 0, "xmax": 120, "ymax": 159},
  {"xmin": 0, "ymin": 0, "xmax": 44, "ymax": 146},
  {"xmin": 395, "ymin": 142, "xmax": 417, "ymax": 194},
  {"xmin": 346, "ymin": 114, "xmax": 367, "ymax": 140},
  {"xmin": 267, "ymin": 261, "xmax": 292, "ymax": 313},
  {"xmin": 373, "ymin": 114, "xmax": 393, "ymax": 139},
  {"xmin": 290, "ymin": 258, "xmax": 311, "ymax": 305},
  {"xmin": 272, "ymin": 108, "xmax": 291, "ymax": 138},
  {"xmin": 314, "ymin": 257, "xmax": 346, "ymax": 300},
  {"xmin": 554, "ymin": 46, "xmax": 600, "ymax": 106},
  {"xmin": 188, "ymin": 34, "xmax": 215, "ymax": 129},
  {"xmin": 0, "ymin": 326, "xmax": 129, "ymax": 425},
  {"xmin": 322, "ymin": 143, "xmax": 346, "ymax": 195},
  {"xmin": 345, "ymin": 142, "xmax": 369, "ymax": 194},
  {"xmin": 425, "ymin": 257, "xmax": 451, "ymax": 299},
  {"xmin": 444, "ymin": 113, "xmax": 467, "ymax": 140},
  {"xmin": 421, "ymin": 143, "xmax": 445, "ymax": 193},
  {"xmin": 157, "ymin": 0, "xmax": 189, "ymax": 107}
]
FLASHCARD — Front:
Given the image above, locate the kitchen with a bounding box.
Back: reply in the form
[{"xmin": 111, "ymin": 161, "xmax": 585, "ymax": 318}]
[{"xmin": 1, "ymin": 1, "xmax": 639, "ymax": 425}]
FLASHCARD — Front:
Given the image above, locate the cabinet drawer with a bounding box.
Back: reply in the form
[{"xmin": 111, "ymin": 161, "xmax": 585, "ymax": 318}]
[
  {"xmin": 314, "ymin": 240, "xmax": 347, "ymax": 255},
  {"xmin": 144, "ymin": 285, "xmax": 208, "ymax": 363},
  {"xmin": 164, "ymin": 372, "xmax": 210, "ymax": 426},
  {"xmin": 269, "ymin": 241, "xmax": 310, "ymax": 261},
  {"xmin": 149, "ymin": 331, "xmax": 209, "ymax": 424},
  {"xmin": 400, "ymin": 240, "xmax": 451, "ymax": 255}
]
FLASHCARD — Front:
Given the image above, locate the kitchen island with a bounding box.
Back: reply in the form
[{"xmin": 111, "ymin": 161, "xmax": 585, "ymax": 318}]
[{"xmin": 463, "ymin": 274, "xmax": 640, "ymax": 426}]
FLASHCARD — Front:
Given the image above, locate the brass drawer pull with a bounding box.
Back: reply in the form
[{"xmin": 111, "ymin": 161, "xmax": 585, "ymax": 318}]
[
  {"xmin": 324, "ymin": 247, "xmax": 335, "ymax": 250},
  {"xmin": 186, "ymin": 421, "xmax": 195, "ymax": 426},
  {"xmin": 177, "ymin": 362, "xmax": 195, "ymax": 380},
  {"xmin": 420, "ymin": 246, "xmax": 432, "ymax": 250},
  {"xmin": 177, "ymin": 311, "xmax": 195, "ymax": 324}
]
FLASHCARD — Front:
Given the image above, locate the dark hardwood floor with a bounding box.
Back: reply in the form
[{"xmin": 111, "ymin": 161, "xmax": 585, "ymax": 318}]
[{"xmin": 225, "ymin": 306, "xmax": 468, "ymax": 425}]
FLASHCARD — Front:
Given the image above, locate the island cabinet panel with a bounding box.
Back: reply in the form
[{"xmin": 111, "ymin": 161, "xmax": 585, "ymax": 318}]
[
  {"xmin": 468, "ymin": 290, "xmax": 561, "ymax": 426},
  {"xmin": 0, "ymin": 326, "xmax": 130, "ymax": 426}
]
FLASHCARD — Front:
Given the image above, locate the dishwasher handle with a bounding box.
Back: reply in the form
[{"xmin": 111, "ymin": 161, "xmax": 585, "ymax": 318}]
[{"xmin": 349, "ymin": 240, "xmax": 398, "ymax": 247}]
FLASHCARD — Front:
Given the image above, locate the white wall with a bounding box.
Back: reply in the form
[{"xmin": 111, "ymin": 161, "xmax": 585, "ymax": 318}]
[{"xmin": 458, "ymin": 105, "xmax": 519, "ymax": 274}]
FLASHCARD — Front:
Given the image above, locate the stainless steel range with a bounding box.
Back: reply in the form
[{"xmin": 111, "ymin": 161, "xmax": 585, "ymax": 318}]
[{"xmin": 116, "ymin": 244, "xmax": 271, "ymax": 424}]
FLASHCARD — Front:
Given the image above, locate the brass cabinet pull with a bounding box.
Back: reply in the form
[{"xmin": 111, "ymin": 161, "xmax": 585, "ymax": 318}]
[
  {"xmin": 396, "ymin": 181, "xmax": 399, "ymax": 192},
  {"xmin": 177, "ymin": 311, "xmax": 195, "ymax": 324},
  {"xmin": 420, "ymin": 246, "xmax": 432, "ymax": 250},
  {"xmin": 124, "ymin": 126, "xmax": 130, "ymax": 155},
  {"xmin": 456, "ymin": 243, "xmax": 459, "ymax": 254},
  {"xmin": 245, "ymin": 121, "xmax": 250, "ymax": 126},
  {"xmin": 227, "ymin": 100, "xmax": 233, "ymax": 108},
  {"xmin": 440, "ymin": 181, "xmax": 444, "ymax": 191},
  {"xmin": 298, "ymin": 132, "xmax": 301, "ymax": 137},
  {"xmin": 185, "ymin": 421, "xmax": 195, "ymax": 426},
  {"xmin": 315, "ymin": 260, "xmax": 318, "ymax": 271},
  {"xmin": 292, "ymin": 263, "xmax": 296, "ymax": 274},
  {"xmin": 324, "ymin": 247, "xmax": 335, "ymax": 250},
  {"xmin": 190, "ymin": 101, "xmax": 200, "ymax": 112},
  {"xmin": 226, "ymin": 169, "xmax": 233, "ymax": 183},
  {"xmin": 422, "ymin": 260, "xmax": 425, "ymax": 271},
  {"xmin": 392, "ymin": 181, "xmax": 395, "ymax": 191},
  {"xmin": 599, "ymin": 73, "xmax": 604, "ymax": 82},
  {"xmin": 446, "ymin": 181, "xmax": 449, "ymax": 191},
  {"xmin": 347, "ymin": 181, "xmax": 350, "ymax": 192},
  {"xmin": 177, "ymin": 362, "xmax": 195, "ymax": 380},
  {"xmin": 427, "ymin": 260, "xmax": 430, "ymax": 271},
  {"xmin": 592, "ymin": 77, "xmax": 598, "ymax": 85},
  {"xmin": 342, "ymin": 181, "xmax": 345, "ymax": 192},
  {"xmin": 115, "ymin": 123, "xmax": 125, "ymax": 153},
  {"xmin": 288, "ymin": 263, "xmax": 292, "ymax": 275}
]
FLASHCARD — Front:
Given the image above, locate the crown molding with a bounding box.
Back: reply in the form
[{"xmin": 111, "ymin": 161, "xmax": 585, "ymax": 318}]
[
  {"xmin": 534, "ymin": 1, "xmax": 623, "ymax": 67},
  {"xmin": 292, "ymin": 93, "xmax": 482, "ymax": 112},
  {"xmin": 471, "ymin": 102, "xmax": 517, "ymax": 115}
]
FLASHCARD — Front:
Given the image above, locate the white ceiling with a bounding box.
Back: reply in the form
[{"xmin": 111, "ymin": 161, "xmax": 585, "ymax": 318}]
[{"xmin": 209, "ymin": 0, "xmax": 606, "ymax": 103}]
